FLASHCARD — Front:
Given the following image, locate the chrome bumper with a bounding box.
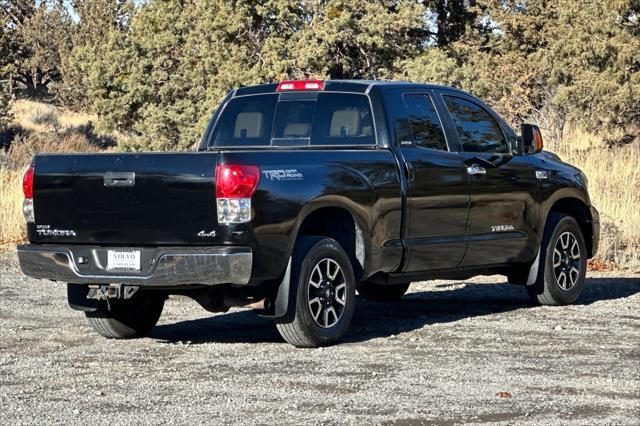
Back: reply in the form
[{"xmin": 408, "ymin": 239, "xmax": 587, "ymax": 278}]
[{"xmin": 17, "ymin": 244, "xmax": 252, "ymax": 287}]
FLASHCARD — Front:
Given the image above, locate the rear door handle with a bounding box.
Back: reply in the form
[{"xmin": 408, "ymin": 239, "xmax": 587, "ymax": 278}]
[
  {"xmin": 404, "ymin": 161, "xmax": 415, "ymax": 182},
  {"xmin": 466, "ymin": 164, "xmax": 486, "ymax": 176}
]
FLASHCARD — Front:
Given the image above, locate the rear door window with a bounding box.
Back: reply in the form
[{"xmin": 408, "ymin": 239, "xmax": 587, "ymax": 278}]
[
  {"xmin": 443, "ymin": 95, "xmax": 509, "ymax": 154},
  {"xmin": 402, "ymin": 94, "xmax": 448, "ymax": 150}
]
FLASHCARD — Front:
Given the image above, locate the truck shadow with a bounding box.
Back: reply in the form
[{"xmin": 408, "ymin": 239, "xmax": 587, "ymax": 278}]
[{"xmin": 151, "ymin": 276, "xmax": 639, "ymax": 345}]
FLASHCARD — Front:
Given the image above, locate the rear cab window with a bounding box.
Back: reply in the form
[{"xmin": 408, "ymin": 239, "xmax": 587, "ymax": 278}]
[
  {"xmin": 210, "ymin": 94, "xmax": 278, "ymax": 147},
  {"xmin": 209, "ymin": 92, "xmax": 375, "ymax": 148},
  {"xmin": 312, "ymin": 93, "xmax": 374, "ymax": 146}
]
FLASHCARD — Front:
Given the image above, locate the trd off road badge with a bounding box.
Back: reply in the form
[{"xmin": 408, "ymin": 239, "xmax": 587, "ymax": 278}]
[
  {"xmin": 262, "ymin": 169, "xmax": 304, "ymax": 181},
  {"xmin": 491, "ymin": 224, "xmax": 515, "ymax": 232}
]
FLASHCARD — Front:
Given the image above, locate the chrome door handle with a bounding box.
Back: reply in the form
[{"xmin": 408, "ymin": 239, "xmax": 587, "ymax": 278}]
[
  {"xmin": 466, "ymin": 164, "xmax": 486, "ymax": 176},
  {"xmin": 404, "ymin": 161, "xmax": 415, "ymax": 182},
  {"xmin": 535, "ymin": 170, "xmax": 548, "ymax": 180}
]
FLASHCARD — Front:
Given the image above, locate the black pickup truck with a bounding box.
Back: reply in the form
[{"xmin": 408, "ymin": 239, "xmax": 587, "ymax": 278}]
[{"xmin": 18, "ymin": 80, "xmax": 599, "ymax": 347}]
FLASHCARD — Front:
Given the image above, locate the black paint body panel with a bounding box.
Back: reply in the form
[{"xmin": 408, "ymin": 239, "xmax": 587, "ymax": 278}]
[{"xmin": 221, "ymin": 149, "xmax": 404, "ymax": 282}]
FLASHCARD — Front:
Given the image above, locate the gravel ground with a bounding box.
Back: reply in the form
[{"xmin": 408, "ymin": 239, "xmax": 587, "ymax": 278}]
[{"xmin": 0, "ymin": 252, "xmax": 638, "ymax": 425}]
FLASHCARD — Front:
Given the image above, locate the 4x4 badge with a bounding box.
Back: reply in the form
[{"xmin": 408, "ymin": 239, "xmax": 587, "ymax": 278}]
[{"xmin": 197, "ymin": 230, "xmax": 216, "ymax": 238}]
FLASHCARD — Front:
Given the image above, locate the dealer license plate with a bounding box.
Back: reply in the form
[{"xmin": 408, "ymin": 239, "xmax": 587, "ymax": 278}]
[{"xmin": 107, "ymin": 250, "xmax": 141, "ymax": 271}]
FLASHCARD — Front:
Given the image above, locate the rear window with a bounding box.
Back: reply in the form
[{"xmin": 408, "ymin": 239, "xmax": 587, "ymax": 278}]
[
  {"xmin": 210, "ymin": 94, "xmax": 278, "ymax": 147},
  {"xmin": 272, "ymin": 100, "xmax": 315, "ymax": 144},
  {"xmin": 312, "ymin": 93, "xmax": 374, "ymax": 146},
  {"xmin": 209, "ymin": 93, "xmax": 375, "ymax": 147}
]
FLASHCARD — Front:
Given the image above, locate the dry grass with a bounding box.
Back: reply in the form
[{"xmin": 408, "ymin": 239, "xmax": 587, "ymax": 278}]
[
  {"xmin": 11, "ymin": 99, "xmax": 96, "ymax": 133},
  {"xmin": 546, "ymin": 129, "xmax": 640, "ymax": 270},
  {"xmin": 0, "ymin": 167, "xmax": 26, "ymax": 247}
]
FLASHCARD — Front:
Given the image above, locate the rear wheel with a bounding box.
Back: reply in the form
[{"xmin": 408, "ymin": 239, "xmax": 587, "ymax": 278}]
[
  {"xmin": 275, "ymin": 237, "xmax": 356, "ymax": 348},
  {"xmin": 85, "ymin": 293, "xmax": 165, "ymax": 339},
  {"xmin": 357, "ymin": 282, "xmax": 410, "ymax": 301},
  {"xmin": 527, "ymin": 213, "xmax": 587, "ymax": 305}
]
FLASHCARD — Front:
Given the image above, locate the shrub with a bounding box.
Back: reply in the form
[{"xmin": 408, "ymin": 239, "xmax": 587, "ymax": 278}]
[
  {"xmin": 28, "ymin": 104, "xmax": 60, "ymax": 129},
  {"xmin": 6, "ymin": 132, "xmax": 103, "ymax": 170},
  {"xmin": 0, "ymin": 89, "xmax": 12, "ymax": 132}
]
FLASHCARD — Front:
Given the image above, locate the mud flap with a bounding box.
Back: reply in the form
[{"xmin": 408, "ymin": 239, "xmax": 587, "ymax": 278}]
[
  {"xmin": 526, "ymin": 248, "xmax": 541, "ymax": 286},
  {"xmin": 262, "ymin": 258, "xmax": 292, "ymax": 318}
]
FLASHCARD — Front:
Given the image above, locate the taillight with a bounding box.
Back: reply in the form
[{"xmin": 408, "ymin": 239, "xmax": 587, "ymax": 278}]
[
  {"xmin": 23, "ymin": 165, "xmax": 34, "ymax": 198},
  {"xmin": 22, "ymin": 165, "xmax": 35, "ymax": 223},
  {"xmin": 215, "ymin": 164, "xmax": 260, "ymax": 223},
  {"xmin": 216, "ymin": 164, "xmax": 260, "ymax": 198},
  {"xmin": 276, "ymin": 80, "xmax": 324, "ymax": 92}
]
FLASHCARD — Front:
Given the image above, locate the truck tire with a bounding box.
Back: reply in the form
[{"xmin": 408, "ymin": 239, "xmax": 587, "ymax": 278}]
[
  {"xmin": 357, "ymin": 282, "xmax": 410, "ymax": 301},
  {"xmin": 527, "ymin": 213, "xmax": 587, "ymax": 305},
  {"xmin": 85, "ymin": 294, "xmax": 165, "ymax": 339},
  {"xmin": 275, "ymin": 237, "xmax": 356, "ymax": 348}
]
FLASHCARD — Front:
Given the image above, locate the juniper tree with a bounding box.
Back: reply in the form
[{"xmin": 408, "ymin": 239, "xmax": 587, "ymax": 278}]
[
  {"xmin": 55, "ymin": 0, "xmax": 133, "ymax": 108},
  {"xmin": 0, "ymin": 1, "xmax": 71, "ymax": 96},
  {"xmin": 399, "ymin": 0, "xmax": 640, "ymax": 140}
]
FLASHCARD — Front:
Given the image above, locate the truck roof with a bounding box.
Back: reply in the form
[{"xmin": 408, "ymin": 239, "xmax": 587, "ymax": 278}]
[{"xmin": 233, "ymin": 79, "xmax": 472, "ymax": 97}]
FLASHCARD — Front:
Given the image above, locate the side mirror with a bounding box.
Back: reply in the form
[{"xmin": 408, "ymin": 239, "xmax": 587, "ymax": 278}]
[{"xmin": 520, "ymin": 124, "xmax": 543, "ymax": 154}]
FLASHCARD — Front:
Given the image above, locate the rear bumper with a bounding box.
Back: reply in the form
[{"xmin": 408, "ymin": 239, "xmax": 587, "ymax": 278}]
[{"xmin": 17, "ymin": 244, "xmax": 252, "ymax": 287}]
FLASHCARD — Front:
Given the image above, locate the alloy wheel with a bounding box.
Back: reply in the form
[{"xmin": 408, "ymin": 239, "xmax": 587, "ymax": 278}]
[
  {"xmin": 307, "ymin": 258, "xmax": 347, "ymax": 328},
  {"xmin": 552, "ymin": 231, "xmax": 581, "ymax": 291}
]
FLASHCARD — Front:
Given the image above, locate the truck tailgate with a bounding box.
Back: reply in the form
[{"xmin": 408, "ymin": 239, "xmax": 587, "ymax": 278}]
[{"xmin": 31, "ymin": 152, "xmax": 219, "ymax": 245}]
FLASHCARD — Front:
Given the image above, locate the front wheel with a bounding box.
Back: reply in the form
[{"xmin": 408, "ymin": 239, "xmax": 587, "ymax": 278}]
[
  {"xmin": 275, "ymin": 237, "xmax": 356, "ymax": 348},
  {"xmin": 527, "ymin": 213, "xmax": 587, "ymax": 305},
  {"xmin": 85, "ymin": 293, "xmax": 165, "ymax": 339}
]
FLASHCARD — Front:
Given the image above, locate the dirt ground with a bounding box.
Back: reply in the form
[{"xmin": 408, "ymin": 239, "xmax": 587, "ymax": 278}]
[{"xmin": 0, "ymin": 252, "xmax": 638, "ymax": 425}]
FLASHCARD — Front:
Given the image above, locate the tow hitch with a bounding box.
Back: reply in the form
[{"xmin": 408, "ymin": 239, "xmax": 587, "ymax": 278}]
[{"xmin": 87, "ymin": 284, "xmax": 139, "ymax": 300}]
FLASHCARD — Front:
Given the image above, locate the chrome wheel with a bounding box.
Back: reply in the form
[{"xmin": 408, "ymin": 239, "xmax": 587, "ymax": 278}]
[
  {"xmin": 553, "ymin": 231, "xmax": 581, "ymax": 291},
  {"xmin": 307, "ymin": 258, "xmax": 347, "ymax": 328}
]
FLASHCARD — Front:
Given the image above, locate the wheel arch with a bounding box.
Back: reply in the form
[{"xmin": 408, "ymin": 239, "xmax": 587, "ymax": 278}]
[
  {"xmin": 290, "ymin": 202, "xmax": 368, "ymax": 282},
  {"xmin": 543, "ymin": 195, "xmax": 595, "ymax": 258}
]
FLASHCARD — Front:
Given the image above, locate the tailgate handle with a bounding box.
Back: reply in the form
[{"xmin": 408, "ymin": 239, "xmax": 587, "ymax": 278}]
[{"xmin": 104, "ymin": 172, "xmax": 135, "ymax": 187}]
